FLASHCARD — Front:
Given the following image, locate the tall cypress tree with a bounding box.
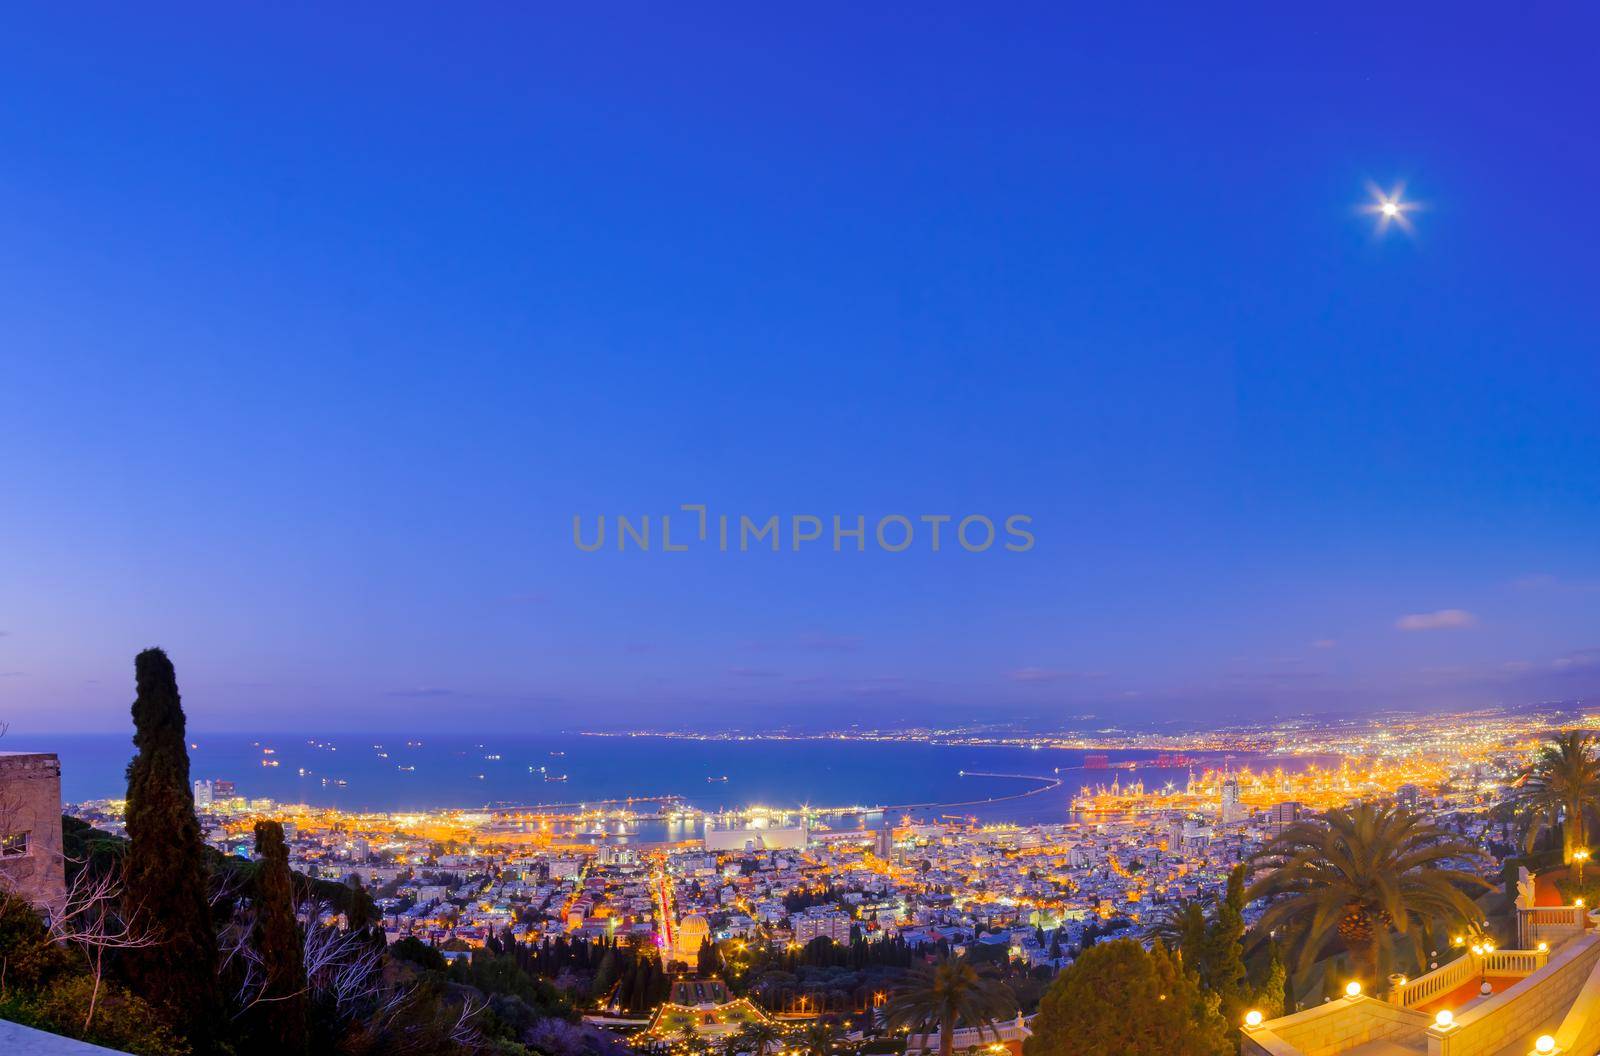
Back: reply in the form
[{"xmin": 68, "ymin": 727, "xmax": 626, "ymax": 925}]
[
  {"xmin": 346, "ymin": 874, "xmax": 369, "ymax": 932},
  {"xmin": 123, "ymin": 647, "xmax": 221, "ymax": 1047},
  {"xmin": 1198, "ymin": 864, "xmax": 1251, "ymax": 1030},
  {"xmin": 247, "ymin": 820, "xmax": 308, "ymax": 1055}
]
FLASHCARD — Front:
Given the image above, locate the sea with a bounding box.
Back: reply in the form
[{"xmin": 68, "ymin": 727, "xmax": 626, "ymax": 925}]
[{"xmin": 9, "ymin": 731, "xmax": 1329, "ymax": 838}]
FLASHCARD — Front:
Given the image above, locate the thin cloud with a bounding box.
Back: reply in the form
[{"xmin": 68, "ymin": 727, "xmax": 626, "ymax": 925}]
[
  {"xmin": 1553, "ymin": 648, "xmax": 1600, "ymax": 670},
  {"xmin": 384, "ymin": 687, "xmax": 457, "ymax": 699},
  {"xmin": 1009, "ymin": 667, "xmax": 1098, "ymax": 684},
  {"xmin": 1396, "ymin": 609, "xmax": 1477, "ymax": 632},
  {"xmin": 799, "ymin": 633, "xmax": 863, "ymax": 652},
  {"xmin": 727, "ymin": 667, "xmax": 780, "ymax": 679},
  {"xmin": 1311, "ymin": 638, "xmax": 1338, "ymax": 649}
]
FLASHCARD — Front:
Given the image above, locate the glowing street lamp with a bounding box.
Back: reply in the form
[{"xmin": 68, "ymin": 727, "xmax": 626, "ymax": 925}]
[{"xmin": 1576, "ymin": 849, "xmax": 1590, "ymax": 888}]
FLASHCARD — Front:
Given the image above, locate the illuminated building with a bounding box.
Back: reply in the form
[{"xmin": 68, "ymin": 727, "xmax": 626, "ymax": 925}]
[
  {"xmin": 675, "ymin": 912, "xmax": 710, "ymax": 963},
  {"xmin": 1219, "ymin": 774, "xmax": 1245, "ymax": 825},
  {"xmin": 703, "ymin": 820, "xmax": 808, "ymax": 852},
  {"xmin": 1268, "ymin": 801, "xmax": 1300, "ymax": 834}
]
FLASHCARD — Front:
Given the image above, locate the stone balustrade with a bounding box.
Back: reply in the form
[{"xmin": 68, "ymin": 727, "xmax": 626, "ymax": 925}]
[
  {"xmin": 1246, "ymin": 935, "xmax": 1600, "ymax": 1056},
  {"xmin": 1425, "ymin": 933, "xmax": 1600, "ymax": 1056},
  {"xmin": 1519, "ymin": 905, "xmax": 1587, "ymax": 950},
  {"xmin": 1391, "ymin": 953, "xmax": 1481, "ymax": 1010}
]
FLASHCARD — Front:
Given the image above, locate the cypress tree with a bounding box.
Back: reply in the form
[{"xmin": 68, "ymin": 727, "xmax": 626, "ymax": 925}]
[
  {"xmin": 346, "ymin": 874, "xmax": 372, "ymax": 933},
  {"xmin": 1254, "ymin": 941, "xmax": 1288, "ymax": 1020},
  {"xmin": 123, "ymin": 647, "xmax": 221, "ymax": 1048},
  {"xmin": 246, "ymin": 820, "xmax": 308, "ymax": 1054},
  {"xmin": 617, "ymin": 961, "xmax": 637, "ymax": 1010},
  {"xmin": 593, "ymin": 947, "xmax": 620, "ymax": 1000},
  {"xmin": 1198, "ymin": 865, "xmax": 1251, "ymax": 1029}
]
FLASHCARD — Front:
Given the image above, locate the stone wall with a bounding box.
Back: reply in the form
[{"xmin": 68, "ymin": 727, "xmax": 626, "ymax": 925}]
[
  {"xmin": 0, "ymin": 752, "xmax": 66, "ymax": 909},
  {"xmin": 1550, "ymin": 948, "xmax": 1600, "ymax": 1056},
  {"xmin": 1241, "ymin": 997, "xmax": 1430, "ymax": 1056}
]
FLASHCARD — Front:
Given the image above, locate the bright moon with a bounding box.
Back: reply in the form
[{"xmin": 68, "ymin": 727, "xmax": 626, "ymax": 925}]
[{"xmin": 1365, "ymin": 182, "xmax": 1415, "ymax": 232}]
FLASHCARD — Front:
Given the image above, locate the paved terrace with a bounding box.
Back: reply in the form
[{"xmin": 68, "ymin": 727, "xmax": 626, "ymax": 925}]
[
  {"xmin": 1243, "ymin": 927, "xmax": 1600, "ymax": 1056},
  {"xmin": 0, "ymin": 1021, "xmax": 129, "ymax": 1055}
]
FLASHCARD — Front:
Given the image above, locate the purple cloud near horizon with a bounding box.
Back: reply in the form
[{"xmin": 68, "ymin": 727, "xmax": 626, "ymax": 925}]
[{"xmin": 1396, "ymin": 609, "xmax": 1477, "ymax": 632}]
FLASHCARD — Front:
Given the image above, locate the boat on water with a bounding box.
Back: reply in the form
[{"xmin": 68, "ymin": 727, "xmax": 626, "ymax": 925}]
[
  {"xmin": 706, "ymin": 775, "xmax": 729, "ymax": 783},
  {"xmin": 545, "ymin": 773, "xmax": 569, "ymax": 782}
]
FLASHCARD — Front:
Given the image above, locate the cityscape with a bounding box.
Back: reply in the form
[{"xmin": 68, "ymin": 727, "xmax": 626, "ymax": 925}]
[
  {"xmin": 4, "ymin": 5, "xmax": 1600, "ymax": 1056},
  {"xmin": 3, "ymin": 698, "xmax": 1596, "ymax": 1055}
]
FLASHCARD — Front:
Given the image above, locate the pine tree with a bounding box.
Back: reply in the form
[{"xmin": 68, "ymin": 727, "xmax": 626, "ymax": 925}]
[
  {"xmin": 246, "ymin": 820, "xmax": 308, "ymax": 1054},
  {"xmin": 122, "ymin": 648, "xmax": 222, "ymax": 1048},
  {"xmin": 1025, "ymin": 939, "xmax": 1230, "ymax": 1056}
]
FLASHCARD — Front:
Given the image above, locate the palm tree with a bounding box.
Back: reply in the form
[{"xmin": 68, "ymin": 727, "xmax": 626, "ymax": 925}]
[
  {"xmin": 736, "ymin": 1021, "xmax": 786, "ymax": 1056},
  {"xmin": 884, "ymin": 960, "xmax": 1015, "ymax": 1056},
  {"xmin": 1248, "ymin": 802, "xmax": 1492, "ymax": 989},
  {"xmin": 800, "ymin": 1019, "xmax": 841, "ymax": 1056},
  {"xmin": 1141, "ymin": 897, "xmax": 1207, "ymax": 952},
  {"xmin": 1505, "ymin": 732, "xmax": 1600, "ymax": 862},
  {"xmin": 676, "ymin": 1025, "xmax": 711, "ymax": 1056}
]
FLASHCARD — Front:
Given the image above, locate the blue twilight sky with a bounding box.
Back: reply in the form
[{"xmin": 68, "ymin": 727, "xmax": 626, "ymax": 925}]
[{"xmin": 2, "ymin": 4, "xmax": 1599, "ymax": 735}]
